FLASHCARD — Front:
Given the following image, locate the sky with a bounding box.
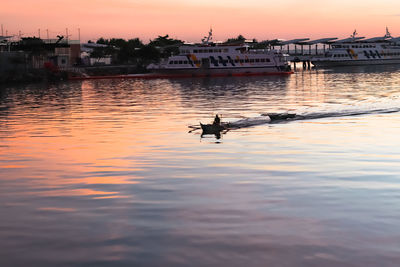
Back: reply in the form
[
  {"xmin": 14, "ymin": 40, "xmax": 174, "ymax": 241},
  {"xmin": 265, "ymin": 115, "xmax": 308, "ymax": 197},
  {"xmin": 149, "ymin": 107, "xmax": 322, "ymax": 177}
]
[{"xmin": 2, "ymin": 0, "xmax": 400, "ymax": 43}]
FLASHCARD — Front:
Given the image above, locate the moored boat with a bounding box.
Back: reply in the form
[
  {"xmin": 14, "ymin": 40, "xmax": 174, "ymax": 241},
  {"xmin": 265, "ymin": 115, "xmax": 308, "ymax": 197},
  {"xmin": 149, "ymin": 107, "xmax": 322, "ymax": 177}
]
[
  {"xmin": 147, "ymin": 30, "xmax": 292, "ymax": 77},
  {"xmin": 312, "ymin": 29, "xmax": 400, "ymax": 67}
]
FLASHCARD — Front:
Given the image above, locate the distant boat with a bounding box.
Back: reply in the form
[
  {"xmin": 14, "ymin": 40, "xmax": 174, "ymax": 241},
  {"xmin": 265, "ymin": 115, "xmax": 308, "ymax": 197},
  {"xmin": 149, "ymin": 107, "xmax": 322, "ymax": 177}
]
[
  {"xmin": 147, "ymin": 30, "xmax": 293, "ymax": 77},
  {"xmin": 312, "ymin": 28, "xmax": 400, "ymax": 67}
]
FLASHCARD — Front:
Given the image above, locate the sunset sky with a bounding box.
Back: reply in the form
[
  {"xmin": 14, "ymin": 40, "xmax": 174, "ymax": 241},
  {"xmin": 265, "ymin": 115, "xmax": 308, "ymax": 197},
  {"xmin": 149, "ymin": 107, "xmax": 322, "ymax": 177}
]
[{"xmin": 2, "ymin": 0, "xmax": 400, "ymax": 43}]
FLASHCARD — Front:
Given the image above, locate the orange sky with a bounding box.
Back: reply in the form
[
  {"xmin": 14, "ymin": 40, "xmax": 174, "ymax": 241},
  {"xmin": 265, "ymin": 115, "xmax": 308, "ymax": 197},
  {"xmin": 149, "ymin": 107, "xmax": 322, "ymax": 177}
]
[{"xmin": 2, "ymin": 0, "xmax": 400, "ymax": 42}]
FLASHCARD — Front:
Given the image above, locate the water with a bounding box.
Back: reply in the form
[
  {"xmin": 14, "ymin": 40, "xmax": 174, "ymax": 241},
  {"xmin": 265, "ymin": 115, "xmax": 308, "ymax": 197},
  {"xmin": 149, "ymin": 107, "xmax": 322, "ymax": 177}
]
[{"xmin": 1, "ymin": 66, "xmax": 400, "ymax": 266}]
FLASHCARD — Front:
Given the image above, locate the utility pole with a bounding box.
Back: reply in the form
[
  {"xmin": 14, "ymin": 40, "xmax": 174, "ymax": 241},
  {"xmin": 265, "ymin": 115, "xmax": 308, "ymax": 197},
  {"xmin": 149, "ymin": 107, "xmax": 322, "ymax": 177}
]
[
  {"xmin": 78, "ymin": 28, "xmax": 81, "ymax": 43},
  {"xmin": 46, "ymin": 29, "xmax": 49, "ymax": 40},
  {"xmin": 19, "ymin": 30, "xmax": 21, "ymax": 39},
  {"xmin": 38, "ymin": 29, "xmax": 41, "ymax": 38},
  {"xmin": 66, "ymin": 28, "xmax": 69, "ymax": 42},
  {"xmin": 1, "ymin": 24, "xmax": 3, "ymax": 36}
]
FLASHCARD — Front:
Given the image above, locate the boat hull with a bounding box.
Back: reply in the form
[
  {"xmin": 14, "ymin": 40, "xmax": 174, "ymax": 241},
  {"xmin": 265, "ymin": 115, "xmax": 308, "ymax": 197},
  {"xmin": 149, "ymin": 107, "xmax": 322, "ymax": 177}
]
[
  {"xmin": 149, "ymin": 66, "xmax": 293, "ymax": 77},
  {"xmin": 312, "ymin": 58, "xmax": 400, "ymax": 67},
  {"xmin": 200, "ymin": 123, "xmax": 227, "ymax": 133}
]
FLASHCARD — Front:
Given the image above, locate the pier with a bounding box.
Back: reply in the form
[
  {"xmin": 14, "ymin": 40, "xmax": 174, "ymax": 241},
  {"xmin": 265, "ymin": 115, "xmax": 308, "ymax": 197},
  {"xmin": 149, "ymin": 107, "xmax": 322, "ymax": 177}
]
[{"xmin": 269, "ymin": 37, "xmax": 338, "ymax": 70}]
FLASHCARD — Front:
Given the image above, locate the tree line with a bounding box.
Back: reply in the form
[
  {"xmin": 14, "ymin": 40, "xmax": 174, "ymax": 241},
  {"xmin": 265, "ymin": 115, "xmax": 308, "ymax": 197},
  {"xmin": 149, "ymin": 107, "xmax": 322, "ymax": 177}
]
[
  {"xmin": 89, "ymin": 34, "xmax": 268, "ymax": 65},
  {"xmin": 90, "ymin": 34, "xmax": 184, "ymax": 65}
]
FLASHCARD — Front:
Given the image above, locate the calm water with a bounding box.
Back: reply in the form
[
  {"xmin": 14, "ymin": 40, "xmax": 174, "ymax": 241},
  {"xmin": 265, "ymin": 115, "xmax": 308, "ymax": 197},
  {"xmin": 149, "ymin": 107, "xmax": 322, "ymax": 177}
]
[{"xmin": 1, "ymin": 66, "xmax": 400, "ymax": 266}]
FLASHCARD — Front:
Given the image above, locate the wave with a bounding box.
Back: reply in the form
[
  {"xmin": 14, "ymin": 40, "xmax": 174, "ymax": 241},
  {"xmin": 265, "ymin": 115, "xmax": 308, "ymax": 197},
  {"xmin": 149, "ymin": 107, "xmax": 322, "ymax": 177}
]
[{"xmin": 191, "ymin": 102, "xmax": 400, "ymax": 133}]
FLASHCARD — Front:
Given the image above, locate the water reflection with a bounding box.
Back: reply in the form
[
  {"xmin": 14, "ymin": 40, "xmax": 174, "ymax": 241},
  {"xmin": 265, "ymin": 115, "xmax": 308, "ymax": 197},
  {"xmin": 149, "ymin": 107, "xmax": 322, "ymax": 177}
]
[{"xmin": 1, "ymin": 69, "xmax": 400, "ymax": 266}]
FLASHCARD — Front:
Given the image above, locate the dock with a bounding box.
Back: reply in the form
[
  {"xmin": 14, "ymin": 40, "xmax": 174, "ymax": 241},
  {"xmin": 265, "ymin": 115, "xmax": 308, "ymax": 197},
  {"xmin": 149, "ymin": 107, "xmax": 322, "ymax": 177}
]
[{"xmin": 269, "ymin": 37, "xmax": 339, "ymax": 70}]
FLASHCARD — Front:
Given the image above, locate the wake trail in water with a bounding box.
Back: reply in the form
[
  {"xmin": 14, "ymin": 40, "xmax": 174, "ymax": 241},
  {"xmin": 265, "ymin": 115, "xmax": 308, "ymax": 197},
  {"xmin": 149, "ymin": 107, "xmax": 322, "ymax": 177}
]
[
  {"xmin": 290, "ymin": 107, "xmax": 400, "ymax": 121},
  {"xmin": 226, "ymin": 106, "xmax": 400, "ymax": 129},
  {"xmin": 191, "ymin": 101, "xmax": 400, "ymax": 132}
]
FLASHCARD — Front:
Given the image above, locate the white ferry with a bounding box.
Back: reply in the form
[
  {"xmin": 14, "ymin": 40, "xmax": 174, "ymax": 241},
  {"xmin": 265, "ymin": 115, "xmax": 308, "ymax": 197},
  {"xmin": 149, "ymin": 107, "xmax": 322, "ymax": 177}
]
[
  {"xmin": 147, "ymin": 30, "xmax": 292, "ymax": 77},
  {"xmin": 312, "ymin": 29, "xmax": 400, "ymax": 67}
]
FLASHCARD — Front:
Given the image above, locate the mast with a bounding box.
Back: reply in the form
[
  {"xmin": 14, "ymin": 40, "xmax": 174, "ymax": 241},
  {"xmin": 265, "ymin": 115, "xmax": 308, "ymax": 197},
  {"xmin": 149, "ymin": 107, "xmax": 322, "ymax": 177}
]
[
  {"xmin": 384, "ymin": 26, "xmax": 391, "ymax": 38},
  {"xmin": 350, "ymin": 29, "xmax": 357, "ymax": 40},
  {"xmin": 201, "ymin": 28, "xmax": 213, "ymax": 45}
]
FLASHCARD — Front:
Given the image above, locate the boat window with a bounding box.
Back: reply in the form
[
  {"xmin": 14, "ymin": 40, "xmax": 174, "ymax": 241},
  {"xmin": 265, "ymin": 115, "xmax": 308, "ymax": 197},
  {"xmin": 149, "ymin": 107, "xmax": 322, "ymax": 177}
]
[
  {"xmin": 183, "ymin": 61, "xmax": 188, "ymax": 64},
  {"xmin": 240, "ymin": 59, "xmax": 244, "ymax": 63},
  {"xmin": 255, "ymin": 59, "xmax": 260, "ymax": 63},
  {"xmin": 193, "ymin": 50, "xmax": 198, "ymax": 53},
  {"xmin": 169, "ymin": 61, "xmax": 173, "ymax": 64},
  {"xmin": 234, "ymin": 59, "xmax": 239, "ymax": 63},
  {"xmin": 245, "ymin": 59, "xmax": 249, "ymax": 63},
  {"xmin": 178, "ymin": 61, "xmax": 183, "ymax": 64},
  {"xmin": 223, "ymin": 49, "xmax": 228, "ymax": 53},
  {"xmin": 250, "ymin": 59, "xmax": 254, "ymax": 63},
  {"xmin": 266, "ymin": 58, "xmax": 270, "ymax": 62}
]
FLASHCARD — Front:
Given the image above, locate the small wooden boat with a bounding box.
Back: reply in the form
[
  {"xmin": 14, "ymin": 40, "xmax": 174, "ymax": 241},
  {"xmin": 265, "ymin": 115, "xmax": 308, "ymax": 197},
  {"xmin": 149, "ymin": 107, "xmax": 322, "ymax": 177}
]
[
  {"xmin": 267, "ymin": 113, "xmax": 296, "ymax": 121},
  {"xmin": 200, "ymin": 123, "xmax": 227, "ymax": 134}
]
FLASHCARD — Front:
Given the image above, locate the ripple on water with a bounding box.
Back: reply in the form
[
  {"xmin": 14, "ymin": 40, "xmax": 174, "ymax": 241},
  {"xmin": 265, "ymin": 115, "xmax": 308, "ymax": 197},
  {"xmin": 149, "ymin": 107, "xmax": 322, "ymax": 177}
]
[{"xmin": 1, "ymin": 67, "xmax": 400, "ymax": 266}]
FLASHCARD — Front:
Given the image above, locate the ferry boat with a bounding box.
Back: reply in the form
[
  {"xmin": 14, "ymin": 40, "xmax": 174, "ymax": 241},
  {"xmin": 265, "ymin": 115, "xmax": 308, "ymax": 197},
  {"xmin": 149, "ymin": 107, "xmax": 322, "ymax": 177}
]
[
  {"xmin": 147, "ymin": 30, "xmax": 292, "ymax": 77},
  {"xmin": 312, "ymin": 29, "xmax": 400, "ymax": 67}
]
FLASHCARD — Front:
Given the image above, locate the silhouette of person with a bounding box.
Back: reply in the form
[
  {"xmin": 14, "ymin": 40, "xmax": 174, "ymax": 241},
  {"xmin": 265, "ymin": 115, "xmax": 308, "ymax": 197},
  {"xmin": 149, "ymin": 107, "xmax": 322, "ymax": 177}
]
[{"xmin": 213, "ymin": 114, "xmax": 220, "ymax": 125}]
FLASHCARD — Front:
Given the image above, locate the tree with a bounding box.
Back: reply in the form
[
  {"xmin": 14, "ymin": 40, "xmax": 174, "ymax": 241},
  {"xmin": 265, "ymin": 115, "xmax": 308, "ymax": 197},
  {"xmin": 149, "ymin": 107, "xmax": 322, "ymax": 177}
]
[
  {"xmin": 224, "ymin": 35, "xmax": 246, "ymax": 44},
  {"xmin": 137, "ymin": 45, "xmax": 160, "ymax": 61},
  {"xmin": 95, "ymin": 37, "xmax": 145, "ymax": 64},
  {"xmin": 149, "ymin": 35, "xmax": 184, "ymax": 58}
]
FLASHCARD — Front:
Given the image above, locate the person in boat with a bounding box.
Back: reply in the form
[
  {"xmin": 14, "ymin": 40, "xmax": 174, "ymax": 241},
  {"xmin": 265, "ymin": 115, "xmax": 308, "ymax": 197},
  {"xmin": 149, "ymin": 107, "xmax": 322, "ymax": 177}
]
[{"xmin": 213, "ymin": 114, "xmax": 220, "ymax": 125}]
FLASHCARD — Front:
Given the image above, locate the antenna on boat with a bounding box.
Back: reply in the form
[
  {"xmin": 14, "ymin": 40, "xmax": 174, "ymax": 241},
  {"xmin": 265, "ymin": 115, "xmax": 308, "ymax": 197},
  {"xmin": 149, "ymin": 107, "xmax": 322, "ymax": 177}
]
[
  {"xmin": 384, "ymin": 26, "xmax": 392, "ymax": 38},
  {"xmin": 350, "ymin": 29, "xmax": 357, "ymax": 39},
  {"xmin": 201, "ymin": 27, "xmax": 213, "ymax": 45}
]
